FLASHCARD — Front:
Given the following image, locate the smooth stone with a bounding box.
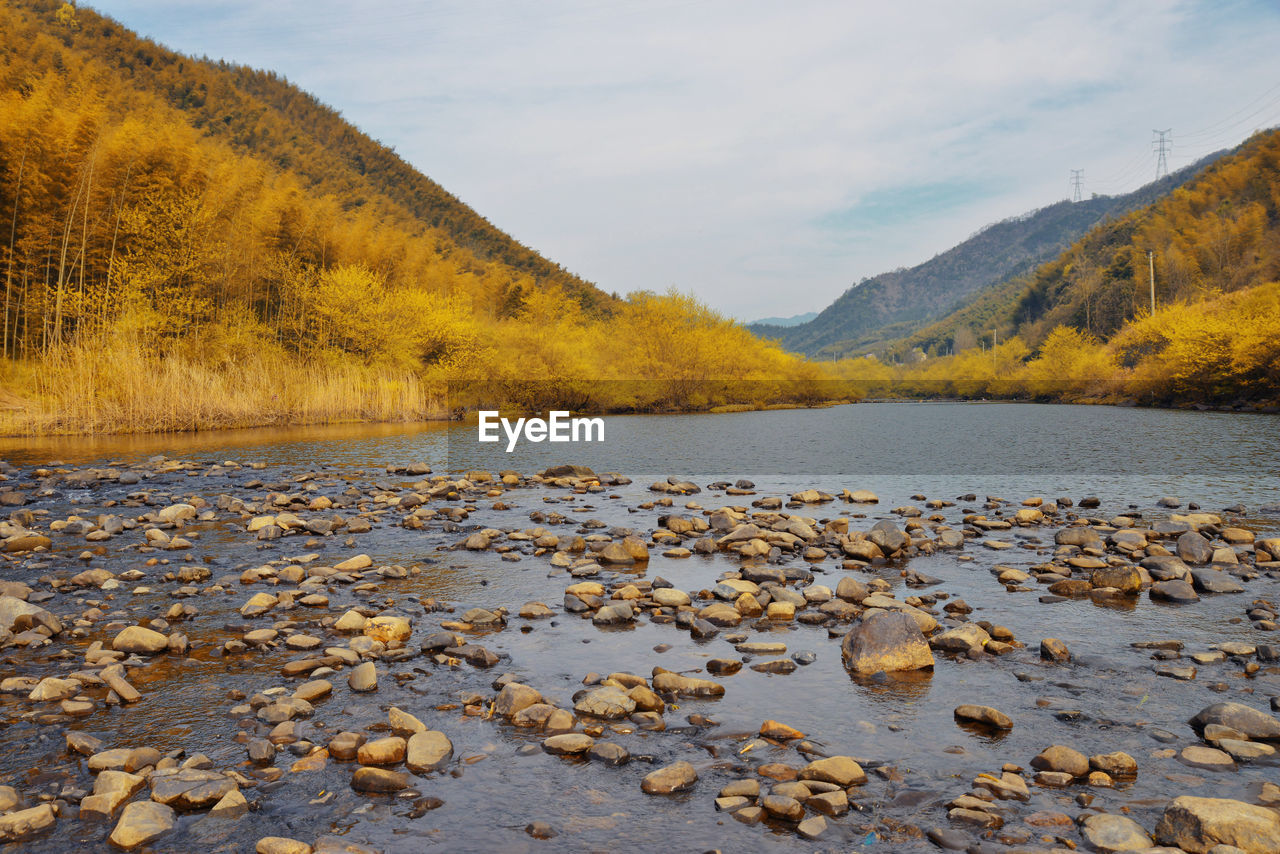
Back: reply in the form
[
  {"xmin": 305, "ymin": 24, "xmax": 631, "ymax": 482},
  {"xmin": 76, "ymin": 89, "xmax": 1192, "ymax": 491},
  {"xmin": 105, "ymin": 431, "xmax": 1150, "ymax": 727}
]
[
  {"xmin": 640, "ymin": 761, "xmax": 697, "ymax": 794},
  {"xmin": 109, "ymin": 801, "xmax": 175, "ymax": 849},
  {"xmin": 1154, "ymin": 795, "xmax": 1280, "ymax": 853},
  {"xmin": 954, "ymin": 704, "xmax": 1012, "ymax": 729},
  {"xmin": 406, "ymin": 731, "xmax": 453, "ymax": 773}
]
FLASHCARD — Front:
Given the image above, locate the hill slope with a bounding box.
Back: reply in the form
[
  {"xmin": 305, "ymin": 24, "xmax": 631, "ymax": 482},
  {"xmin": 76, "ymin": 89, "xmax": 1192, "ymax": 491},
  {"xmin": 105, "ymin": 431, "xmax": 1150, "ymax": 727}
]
[
  {"xmin": 0, "ymin": 0, "xmax": 822, "ymax": 433},
  {"xmin": 753, "ymin": 157, "xmax": 1223, "ymax": 357},
  {"xmin": 905, "ymin": 127, "xmax": 1280, "ymax": 358}
]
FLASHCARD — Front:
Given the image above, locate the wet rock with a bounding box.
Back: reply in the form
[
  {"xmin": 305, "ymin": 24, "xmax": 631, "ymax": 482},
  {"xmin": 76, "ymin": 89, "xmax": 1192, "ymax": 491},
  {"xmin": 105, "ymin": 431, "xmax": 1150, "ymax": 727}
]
[
  {"xmin": 574, "ymin": 687, "xmax": 636, "ymax": 719},
  {"xmin": 405, "ymin": 731, "xmax": 452, "ymax": 773},
  {"xmin": 587, "ymin": 742, "xmax": 629, "ymax": 765},
  {"xmin": 1190, "ymin": 703, "xmax": 1280, "ymax": 741},
  {"xmin": 109, "ymin": 801, "xmax": 175, "ymax": 849},
  {"xmin": 841, "ymin": 611, "xmax": 934, "ymax": 675},
  {"xmin": 356, "ymin": 737, "xmax": 406, "ymax": 766},
  {"xmin": 542, "ymin": 733, "xmax": 594, "ymax": 755},
  {"xmin": 112, "ymin": 625, "xmax": 168, "ymax": 654},
  {"xmin": 651, "ymin": 670, "xmax": 724, "ymax": 697},
  {"xmin": 80, "ymin": 770, "xmax": 146, "ymax": 818},
  {"xmin": 327, "ymin": 732, "xmax": 365, "ymax": 761},
  {"xmin": 761, "ymin": 794, "xmax": 804, "ymax": 821},
  {"xmin": 1031, "ymin": 745, "xmax": 1089, "ymax": 777},
  {"xmin": 1179, "ymin": 745, "xmax": 1236, "ymax": 771},
  {"xmin": 954, "ymin": 705, "xmax": 1012, "ymax": 729},
  {"xmin": 1177, "ymin": 531, "xmax": 1215, "ymax": 565},
  {"xmin": 798, "ymin": 756, "xmax": 866, "ymax": 786},
  {"xmin": 760, "ymin": 720, "xmax": 805, "ymax": 740},
  {"xmin": 148, "ymin": 768, "xmax": 237, "ymax": 809},
  {"xmin": 0, "ymin": 804, "xmax": 55, "ymax": 842},
  {"xmin": 640, "ymin": 761, "xmax": 697, "ymax": 794},
  {"xmin": 347, "ymin": 662, "xmax": 377, "ymax": 692},
  {"xmin": 256, "ymin": 838, "xmax": 313, "ymax": 854},
  {"xmin": 1191, "ymin": 569, "xmax": 1244, "ymax": 594},
  {"xmin": 1080, "ymin": 812, "xmax": 1152, "ymax": 852},
  {"xmin": 495, "ymin": 683, "xmax": 543, "ymax": 717},
  {"xmin": 1040, "ymin": 638, "xmax": 1071, "ymax": 662},
  {"xmin": 1151, "ymin": 579, "xmax": 1200, "ymax": 603},
  {"xmin": 1154, "ymin": 796, "xmax": 1280, "ymax": 853},
  {"xmin": 351, "ymin": 767, "xmax": 409, "ymax": 793},
  {"xmin": 931, "ymin": 624, "xmax": 990, "ymax": 653},
  {"xmin": 1091, "ymin": 566, "xmax": 1142, "ymax": 594},
  {"xmin": 1089, "ymin": 752, "xmax": 1137, "ymax": 778}
]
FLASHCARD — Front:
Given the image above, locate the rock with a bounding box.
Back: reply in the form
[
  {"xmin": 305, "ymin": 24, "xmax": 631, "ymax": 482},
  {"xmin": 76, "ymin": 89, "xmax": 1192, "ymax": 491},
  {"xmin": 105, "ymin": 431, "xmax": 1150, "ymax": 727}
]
[
  {"xmin": 347, "ymin": 662, "xmax": 377, "ymax": 692},
  {"xmin": 256, "ymin": 838, "xmax": 313, "ymax": 854},
  {"xmin": 0, "ymin": 804, "xmax": 55, "ymax": 842},
  {"xmin": 239, "ymin": 592, "xmax": 278, "ymax": 618},
  {"xmin": 761, "ymin": 794, "xmax": 804, "ymax": 821},
  {"xmin": 542, "ymin": 734, "xmax": 594, "ymax": 755},
  {"xmin": 797, "ymin": 814, "xmax": 828, "ymax": 839},
  {"xmin": 334, "ymin": 554, "xmax": 372, "ymax": 571},
  {"xmin": 1031, "ymin": 745, "xmax": 1089, "ymax": 777},
  {"xmin": 406, "ymin": 731, "xmax": 453, "ymax": 773},
  {"xmin": 760, "ymin": 720, "xmax": 806, "ymax": 740},
  {"xmin": 1090, "ymin": 752, "xmax": 1137, "ymax": 778},
  {"xmin": 798, "ymin": 756, "xmax": 866, "ymax": 786},
  {"xmin": 109, "ymin": 801, "xmax": 174, "ymax": 849},
  {"xmin": 327, "ymin": 732, "xmax": 365, "ymax": 761},
  {"xmin": 1190, "ymin": 703, "xmax": 1280, "ymax": 741},
  {"xmin": 1154, "ymin": 796, "xmax": 1280, "ymax": 853},
  {"xmin": 1191, "ymin": 569, "xmax": 1245, "ymax": 594},
  {"xmin": 1178, "ymin": 531, "xmax": 1215, "ymax": 564},
  {"xmin": 641, "ymin": 761, "xmax": 697, "ymax": 794},
  {"xmin": 356, "ymin": 737, "xmax": 406, "ymax": 766},
  {"xmin": 112, "ymin": 625, "xmax": 168, "ymax": 654},
  {"xmin": 954, "ymin": 705, "xmax": 1013, "ymax": 729},
  {"xmin": 0, "ymin": 596, "xmax": 60, "ymax": 633},
  {"xmin": 841, "ymin": 611, "xmax": 934, "ymax": 675},
  {"xmin": 1091, "ymin": 566, "xmax": 1142, "ymax": 594},
  {"xmin": 1040, "ymin": 638, "xmax": 1071, "ymax": 662},
  {"xmin": 651, "ymin": 671, "xmax": 724, "ymax": 698},
  {"xmin": 80, "ymin": 770, "xmax": 145, "ymax": 818},
  {"xmin": 28, "ymin": 676, "xmax": 79, "ymax": 702},
  {"xmin": 1057, "ymin": 527, "xmax": 1103, "ymax": 548},
  {"xmin": 587, "ymin": 742, "xmax": 630, "ymax": 765},
  {"xmin": 351, "ymin": 767, "xmax": 409, "ymax": 793},
  {"xmin": 1151, "ymin": 579, "xmax": 1200, "ymax": 603},
  {"xmin": 210, "ymin": 789, "xmax": 248, "ymax": 819},
  {"xmin": 930, "ymin": 624, "xmax": 990, "ymax": 653},
  {"xmin": 148, "ymin": 768, "xmax": 236, "ymax": 809},
  {"xmin": 574, "ymin": 687, "xmax": 636, "ymax": 719},
  {"xmin": 652, "ymin": 588, "xmax": 690, "ymax": 607},
  {"xmin": 1081, "ymin": 812, "xmax": 1152, "ymax": 852},
  {"xmin": 1179, "ymin": 745, "xmax": 1236, "ymax": 771},
  {"xmin": 495, "ymin": 683, "xmax": 543, "ymax": 717},
  {"xmin": 868, "ymin": 520, "xmax": 909, "ymax": 554}
]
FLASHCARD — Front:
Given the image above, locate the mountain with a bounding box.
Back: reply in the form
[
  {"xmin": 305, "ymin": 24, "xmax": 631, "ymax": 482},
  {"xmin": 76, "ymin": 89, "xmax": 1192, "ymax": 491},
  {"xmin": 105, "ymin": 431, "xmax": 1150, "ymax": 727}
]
[
  {"xmin": 751, "ymin": 155, "xmax": 1226, "ymax": 358},
  {"xmin": 748, "ymin": 311, "xmax": 817, "ymax": 327},
  {"xmin": 905, "ymin": 126, "xmax": 1280, "ymax": 359},
  {"xmin": 0, "ymin": 0, "xmax": 819, "ymax": 433}
]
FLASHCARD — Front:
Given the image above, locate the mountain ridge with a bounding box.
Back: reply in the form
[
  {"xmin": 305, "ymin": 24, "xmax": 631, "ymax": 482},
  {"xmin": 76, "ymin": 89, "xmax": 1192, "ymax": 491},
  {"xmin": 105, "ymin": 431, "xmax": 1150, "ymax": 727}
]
[{"xmin": 752, "ymin": 154, "xmax": 1227, "ymax": 358}]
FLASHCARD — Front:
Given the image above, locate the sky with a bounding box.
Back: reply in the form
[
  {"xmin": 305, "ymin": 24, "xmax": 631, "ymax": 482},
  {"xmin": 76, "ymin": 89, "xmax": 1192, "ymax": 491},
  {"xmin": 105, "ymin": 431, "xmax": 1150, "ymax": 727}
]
[{"xmin": 91, "ymin": 0, "xmax": 1280, "ymax": 320}]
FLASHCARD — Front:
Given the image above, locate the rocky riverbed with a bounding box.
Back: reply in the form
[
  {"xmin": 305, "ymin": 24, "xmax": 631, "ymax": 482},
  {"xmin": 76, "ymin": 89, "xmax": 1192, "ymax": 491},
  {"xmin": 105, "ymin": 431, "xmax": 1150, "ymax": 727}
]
[{"xmin": 0, "ymin": 456, "xmax": 1279, "ymax": 853}]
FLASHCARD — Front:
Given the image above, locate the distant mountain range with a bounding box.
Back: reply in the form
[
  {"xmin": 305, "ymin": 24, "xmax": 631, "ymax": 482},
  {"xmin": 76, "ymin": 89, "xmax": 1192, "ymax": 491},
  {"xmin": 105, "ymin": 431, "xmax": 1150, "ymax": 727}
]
[
  {"xmin": 750, "ymin": 152, "xmax": 1229, "ymax": 358},
  {"xmin": 747, "ymin": 311, "xmax": 817, "ymax": 327}
]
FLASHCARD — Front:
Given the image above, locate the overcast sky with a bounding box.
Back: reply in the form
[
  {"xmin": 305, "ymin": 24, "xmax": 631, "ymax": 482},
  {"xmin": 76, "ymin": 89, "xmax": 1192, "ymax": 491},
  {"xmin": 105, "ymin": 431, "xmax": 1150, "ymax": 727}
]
[{"xmin": 92, "ymin": 0, "xmax": 1280, "ymax": 320}]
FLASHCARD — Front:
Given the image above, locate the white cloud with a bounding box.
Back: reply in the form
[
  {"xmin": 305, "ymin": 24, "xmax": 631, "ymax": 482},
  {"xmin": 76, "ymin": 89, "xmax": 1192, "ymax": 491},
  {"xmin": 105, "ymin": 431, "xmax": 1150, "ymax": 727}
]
[{"xmin": 93, "ymin": 0, "xmax": 1280, "ymax": 318}]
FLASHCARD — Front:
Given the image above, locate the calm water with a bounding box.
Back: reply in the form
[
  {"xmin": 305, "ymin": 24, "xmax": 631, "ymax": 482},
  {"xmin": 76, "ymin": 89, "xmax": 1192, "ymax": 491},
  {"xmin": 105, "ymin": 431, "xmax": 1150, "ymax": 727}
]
[{"xmin": 3, "ymin": 402, "xmax": 1279, "ymax": 853}]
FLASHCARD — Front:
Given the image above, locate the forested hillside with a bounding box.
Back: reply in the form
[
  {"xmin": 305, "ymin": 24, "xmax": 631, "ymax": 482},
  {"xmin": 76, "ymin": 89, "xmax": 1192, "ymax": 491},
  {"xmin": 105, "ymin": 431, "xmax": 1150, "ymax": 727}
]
[
  {"xmin": 836, "ymin": 127, "xmax": 1280, "ymax": 406},
  {"xmin": 754, "ymin": 156, "xmax": 1223, "ymax": 358},
  {"xmin": 0, "ymin": 0, "xmax": 823, "ymax": 433}
]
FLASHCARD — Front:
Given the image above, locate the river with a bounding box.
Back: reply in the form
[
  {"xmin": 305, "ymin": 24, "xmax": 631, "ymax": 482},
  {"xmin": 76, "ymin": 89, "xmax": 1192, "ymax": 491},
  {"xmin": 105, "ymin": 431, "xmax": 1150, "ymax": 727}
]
[{"xmin": 0, "ymin": 402, "xmax": 1277, "ymax": 852}]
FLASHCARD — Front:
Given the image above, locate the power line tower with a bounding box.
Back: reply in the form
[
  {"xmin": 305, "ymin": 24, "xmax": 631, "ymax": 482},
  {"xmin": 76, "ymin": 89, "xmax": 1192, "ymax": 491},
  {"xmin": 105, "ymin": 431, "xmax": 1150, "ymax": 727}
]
[
  {"xmin": 1152, "ymin": 129, "xmax": 1172, "ymax": 180},
  {"xmin": 1070, "ymin": 169, "xmax": 1084, "ymax": 202}
]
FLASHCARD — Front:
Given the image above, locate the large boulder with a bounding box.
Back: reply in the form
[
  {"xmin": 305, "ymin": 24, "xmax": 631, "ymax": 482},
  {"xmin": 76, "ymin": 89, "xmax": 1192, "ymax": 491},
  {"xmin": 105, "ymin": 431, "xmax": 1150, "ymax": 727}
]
[
  {"xmin": 841, "ymin": 611, "xmax": 934, "ymax": 675},
  {"xmin": 1153, "ymin": 796, "xmax": 1280, "ymax": 853},
  {"xmin": 867, "ymin": 520, "xmax": 909, "ymax": 556}
]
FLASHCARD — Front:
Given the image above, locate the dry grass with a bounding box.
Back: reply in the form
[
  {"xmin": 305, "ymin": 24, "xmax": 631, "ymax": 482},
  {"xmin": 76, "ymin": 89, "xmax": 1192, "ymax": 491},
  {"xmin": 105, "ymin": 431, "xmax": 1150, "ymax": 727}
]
[{"xmin": 0, "ymin": 335, "xmax": 447, "ymax": 436}]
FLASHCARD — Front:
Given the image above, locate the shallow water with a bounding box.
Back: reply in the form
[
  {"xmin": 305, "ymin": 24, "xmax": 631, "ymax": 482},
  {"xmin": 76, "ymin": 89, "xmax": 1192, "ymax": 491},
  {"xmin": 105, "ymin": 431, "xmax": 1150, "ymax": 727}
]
[{"xmin": 1, "ymin": 402, "xmax": 1279, "ymax": 853}]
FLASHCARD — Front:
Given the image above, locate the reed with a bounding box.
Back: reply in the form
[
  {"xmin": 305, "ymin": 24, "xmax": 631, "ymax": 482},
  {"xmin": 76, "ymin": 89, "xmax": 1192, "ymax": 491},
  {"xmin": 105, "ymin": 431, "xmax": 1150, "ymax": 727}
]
[{"xmin": 0, "ymin": 334, "xmax": 447, "ymax": 436}]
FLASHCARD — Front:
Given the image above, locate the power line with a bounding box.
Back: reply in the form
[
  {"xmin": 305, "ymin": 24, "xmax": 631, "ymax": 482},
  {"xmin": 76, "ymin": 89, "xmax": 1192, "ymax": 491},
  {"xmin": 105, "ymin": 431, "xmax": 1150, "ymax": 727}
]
[
  {"xmin": 1152, "ymin": 129, "xmax": 1172, "ymax": 180},
  {"xmin": 1070, "ymin": 169, "xmax": 1084, "ymax": 202}
]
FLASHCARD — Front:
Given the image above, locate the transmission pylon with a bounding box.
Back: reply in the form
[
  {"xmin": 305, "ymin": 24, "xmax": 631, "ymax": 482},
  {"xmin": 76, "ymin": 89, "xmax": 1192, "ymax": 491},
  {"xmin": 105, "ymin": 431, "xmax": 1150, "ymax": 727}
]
[{"xmin": 1152, "ymin": 129, "xmax": 1172, "ymax": 180}]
